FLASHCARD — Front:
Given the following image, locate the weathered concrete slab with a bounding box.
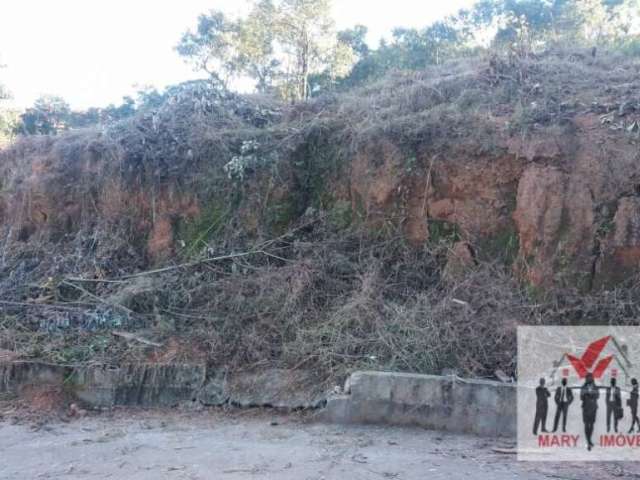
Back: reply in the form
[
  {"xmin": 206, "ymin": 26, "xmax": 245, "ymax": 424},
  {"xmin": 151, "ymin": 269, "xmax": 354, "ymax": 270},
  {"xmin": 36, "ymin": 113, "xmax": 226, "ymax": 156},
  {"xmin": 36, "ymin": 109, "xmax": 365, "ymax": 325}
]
[
  {"xmin": 1, "ymin": 361, "xmax": 205, "ymax": 407},
  {"xmin": 0, "ymin": 361, "xmax": 325, "ymax": 410},
  {"xmin": 73, "ymin": 364, "xmax": 206, "ymax": 407},
  {"xmin": 323, "ymin": 371, "xmax": 516, "ymax": 437},
  {"xmin": 1, "ymin": 362, "xmax": 70, "ymax": 394},
  {"xmin": 226, "ymin": 369, "xmax": 326, "ymax": 409}
]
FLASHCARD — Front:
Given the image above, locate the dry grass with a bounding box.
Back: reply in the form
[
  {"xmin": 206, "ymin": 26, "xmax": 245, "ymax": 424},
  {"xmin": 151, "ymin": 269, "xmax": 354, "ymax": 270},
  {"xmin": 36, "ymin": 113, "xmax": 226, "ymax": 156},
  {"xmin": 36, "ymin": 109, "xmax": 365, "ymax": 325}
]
[
  {"xmin": 2, "ymin": 52, "xmax": 640, "ymax": 383},
  {"xmin": 4, "ymin": 217, "xmax": 640, "ymax": 383}
]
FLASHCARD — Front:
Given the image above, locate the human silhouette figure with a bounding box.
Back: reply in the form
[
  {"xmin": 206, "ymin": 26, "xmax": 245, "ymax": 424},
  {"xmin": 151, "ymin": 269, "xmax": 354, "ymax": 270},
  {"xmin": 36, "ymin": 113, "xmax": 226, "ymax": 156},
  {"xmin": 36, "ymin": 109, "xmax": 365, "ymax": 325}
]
[
  {"xmin": 533, "ymin": 378, "xmax": 551, "ymax": 435},
  {"xmin": 552, "ymin": 378, "xmax": 574, "ymax": 433},
  {"xmin": 628, "ymin": 378, "xmax": 639, "ymax": 433},
  {"xmin": 606, "ymin": 378, "xmax": 622, "ymax": 433},
  {"xmin": 581, "ymin": 373, "xmax": 599, "ymax": 451}
]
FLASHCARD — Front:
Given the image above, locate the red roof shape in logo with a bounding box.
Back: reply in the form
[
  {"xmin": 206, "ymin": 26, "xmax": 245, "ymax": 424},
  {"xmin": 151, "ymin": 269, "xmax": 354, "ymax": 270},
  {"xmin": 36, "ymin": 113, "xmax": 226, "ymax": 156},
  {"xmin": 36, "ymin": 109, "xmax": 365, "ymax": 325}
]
[
  {"xmin": 547, "ymin": 335, "xmax": 633, "ymax": 385},
  {"xmin": 557, "ymin": 335, "xmax": 633, "ymax": 380},
  {"xmin": 566, "ymin": 336, "xmax": 612, "ymax": 379}
]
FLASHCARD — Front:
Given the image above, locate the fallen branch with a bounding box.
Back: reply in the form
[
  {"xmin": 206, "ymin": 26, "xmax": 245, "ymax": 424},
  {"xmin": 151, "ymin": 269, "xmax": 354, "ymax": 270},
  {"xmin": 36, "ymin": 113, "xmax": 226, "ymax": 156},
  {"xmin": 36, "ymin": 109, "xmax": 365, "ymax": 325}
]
[
  {"xmin": 111, "ymin": 330, "xmax": 163, "ymax": 348},
  {"xmin": 118, "ymin": 250, "xmax": 261, "ymax": 280},
  {"xmin": 61, "ymin": 280, "xmax": 133, "ymax": 314},
  {"xmin": 0, "ymin": 300, "xmax": 89, "ymax": 311},
  {"xmin": 64, "ymin": 278, "xmax": 130, "ymax": 284},
  {"xmin": 66, "ymin": 219, "xmax": 326, "ymax": 283}
]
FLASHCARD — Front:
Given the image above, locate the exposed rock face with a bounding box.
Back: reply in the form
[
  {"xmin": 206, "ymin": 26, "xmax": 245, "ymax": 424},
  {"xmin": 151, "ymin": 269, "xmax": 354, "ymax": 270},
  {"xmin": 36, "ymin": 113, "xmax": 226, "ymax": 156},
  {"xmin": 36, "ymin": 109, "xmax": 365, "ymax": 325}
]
[
  {"xmin": 0, "ymin": 139, "xmax": 200, "ymax": 262},
  {"xmin": 2, "ymin": 108, "xmax": 640, "ymax": 290},
  {"xmin": 597, "ymin": 197, "xmax": 640, "ymax": 285},
  {"xmin": 611, "ymin": 198, "xmax": 640, "ymax": 253},
  {"xmin": 350, "ymin": 143, "xmax": 523, "ymax": 248},
  {"xmin": 512, "ymin": 165, "xmax": 596, "ymax": 287},
  {"xmin": 513, "ymin": 166, "xmax": 567, "ymax": 268},
  {"xmin": 350, "ymin": 140, "xmax": 405, "ymax": 229},
  {"xmin": 508, "ymin": 115, "xmax": 640, "ymax": 288},
  {"xmin": 425, "ymin": 155, "xmax": 522, "ymax": 242},
  {"xmin": 345, "ymin": 113, "xmax": 640, "ymax": 289}
]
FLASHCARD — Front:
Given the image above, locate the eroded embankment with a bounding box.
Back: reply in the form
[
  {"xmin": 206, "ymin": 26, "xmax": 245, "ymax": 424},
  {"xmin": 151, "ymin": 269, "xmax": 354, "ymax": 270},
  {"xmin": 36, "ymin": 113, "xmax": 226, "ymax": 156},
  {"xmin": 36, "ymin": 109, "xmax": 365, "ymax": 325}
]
[{"xmin": 2, "ymin": 54, "xmax": 640, "ymax": 379}]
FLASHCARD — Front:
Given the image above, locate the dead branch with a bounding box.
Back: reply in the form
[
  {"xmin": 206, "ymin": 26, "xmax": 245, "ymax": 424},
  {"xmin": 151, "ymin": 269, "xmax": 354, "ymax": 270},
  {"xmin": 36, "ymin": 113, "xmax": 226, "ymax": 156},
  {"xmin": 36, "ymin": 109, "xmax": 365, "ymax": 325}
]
[
  {"xmin": 60, "ymin": 280, "xmax": 133, "ymax": 314},
  {"xmin": 111, "ymin": 330, "xmax": 162, "ymax": 348}
]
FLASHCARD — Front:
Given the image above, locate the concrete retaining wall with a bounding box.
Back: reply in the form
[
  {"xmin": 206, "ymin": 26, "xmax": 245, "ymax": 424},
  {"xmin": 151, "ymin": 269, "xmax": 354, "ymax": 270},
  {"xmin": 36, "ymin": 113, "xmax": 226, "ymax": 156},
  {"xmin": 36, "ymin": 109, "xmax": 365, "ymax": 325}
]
[
  {"xmin": 0, "ymin": 361, "xmax": 325, "ymax": 409},
  {"xmin": 323, "ymin": 371, "xmax": 516, "ymax": 437},
  {"xmin": 2, "ymin": 363, "xmax": 516, "ymax": 437}
]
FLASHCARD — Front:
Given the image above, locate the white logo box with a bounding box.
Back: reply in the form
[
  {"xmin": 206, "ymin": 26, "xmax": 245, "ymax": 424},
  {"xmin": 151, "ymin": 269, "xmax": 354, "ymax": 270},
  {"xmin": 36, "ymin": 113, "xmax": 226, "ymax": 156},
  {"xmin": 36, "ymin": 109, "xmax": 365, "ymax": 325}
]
[{"xmin": 517, "ymin": 326, "xmax": 640, "ymax": 462}]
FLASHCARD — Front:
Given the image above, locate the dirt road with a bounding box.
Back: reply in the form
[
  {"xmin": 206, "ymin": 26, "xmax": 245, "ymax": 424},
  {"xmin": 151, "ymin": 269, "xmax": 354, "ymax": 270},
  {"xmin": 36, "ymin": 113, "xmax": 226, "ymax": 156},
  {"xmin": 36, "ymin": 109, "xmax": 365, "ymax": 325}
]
[{"xmin": 0, "ymin": 409, "xmax": 635, "ymax": 479}]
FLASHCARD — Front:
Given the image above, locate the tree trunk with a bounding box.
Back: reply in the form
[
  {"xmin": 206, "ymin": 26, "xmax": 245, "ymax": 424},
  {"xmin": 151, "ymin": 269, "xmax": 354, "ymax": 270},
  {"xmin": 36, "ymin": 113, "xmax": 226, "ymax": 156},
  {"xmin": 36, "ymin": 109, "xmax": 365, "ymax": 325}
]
[{"xmin": 300, "ymin": 31, "xmax": 309, "ymax": 100}]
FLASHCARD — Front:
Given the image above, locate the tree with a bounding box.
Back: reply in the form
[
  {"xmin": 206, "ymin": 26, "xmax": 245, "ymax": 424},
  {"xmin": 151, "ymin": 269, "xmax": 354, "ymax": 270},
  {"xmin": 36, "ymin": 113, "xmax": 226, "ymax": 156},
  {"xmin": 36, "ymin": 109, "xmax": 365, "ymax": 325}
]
[
  {"xmin": 176, "ymin": 10, "xmax": 240, "ymax": 86},
  {"xmin": 236, "ymin": 0, "xmax": 281, "ymax": 93},
  {"xmin": 468, "ymin": 0, "xmax": 640, "ymax": 53},
  {"xmin": 271, "ymin": 0, "xmax": 339, "ymax": 100},
  {"xmin": 0, "ymin": 59, "xmax": 15, "ymax": 145},
  {"xmin": 101, "ymin": 96, "xmax": 136, "ymax": 122},
  {"xmin": 0, "ymin": 109, "xmax": 17, "ymax": 145},
  {"xmin": 424, "ymin": 20, "xmax": 468, "ymax": 65},
  {"xmin": 15, "ymin": 91, "xmax": 148, "ymax": 135},
  {"xmin": 177, "ymin": 0, "xmax": 356, "ymax": 101},
  {"xmin": 135, "ymin": 86, "xmax": 166, "ymax": 110},
  {"xmin": 18, "ymin": 95, "xmax": 71, "ymax": 135},
  {"xmin": 337, "ymin": 14, "xmax": 471, "ymax": 88},
  {"xmin": 338, "ymin": 25, "xmax": 369, "ymax": 58},
  {"xmin": 577, "ymin": 0, "xmax": 640, "ymax": 45},
  {"xmin": 473, "ymin": 0, "xmax": 557, "ymax": 55},
  {"xmin": 312, "ymin": 0, "xmax": 640, "ymax": 92}
]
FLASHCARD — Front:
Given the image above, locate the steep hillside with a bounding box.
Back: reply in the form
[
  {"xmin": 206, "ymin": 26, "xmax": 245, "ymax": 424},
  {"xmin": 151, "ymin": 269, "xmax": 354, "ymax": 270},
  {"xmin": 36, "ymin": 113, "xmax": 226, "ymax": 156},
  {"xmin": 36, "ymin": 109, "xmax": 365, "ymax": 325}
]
[{"xmin": 2, "ymin": 52, "xmax": 640, "ymax": 380}]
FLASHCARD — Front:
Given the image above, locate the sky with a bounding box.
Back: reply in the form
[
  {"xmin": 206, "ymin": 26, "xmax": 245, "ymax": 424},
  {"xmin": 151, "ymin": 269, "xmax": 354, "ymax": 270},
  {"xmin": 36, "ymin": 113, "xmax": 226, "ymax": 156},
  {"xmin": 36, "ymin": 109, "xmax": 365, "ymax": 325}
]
[{"xmin": 0, "ymin": 0, "xmax": 475, "ymax": 110}]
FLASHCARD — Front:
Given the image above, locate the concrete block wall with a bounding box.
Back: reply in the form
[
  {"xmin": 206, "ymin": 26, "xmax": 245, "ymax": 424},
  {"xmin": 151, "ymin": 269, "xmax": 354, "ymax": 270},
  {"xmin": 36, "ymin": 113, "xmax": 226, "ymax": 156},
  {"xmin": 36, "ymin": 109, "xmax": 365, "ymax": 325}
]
[{"xmin": 323, "ymin": 371, "xmax": 516, "ymax": 437}]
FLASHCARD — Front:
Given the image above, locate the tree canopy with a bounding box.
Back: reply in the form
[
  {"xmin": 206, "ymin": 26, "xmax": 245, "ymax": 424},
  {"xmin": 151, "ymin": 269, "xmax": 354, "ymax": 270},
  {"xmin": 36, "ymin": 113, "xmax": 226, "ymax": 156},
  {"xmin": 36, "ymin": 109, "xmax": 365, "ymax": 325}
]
[
  {"xmin": 4, "ymin": 0, "xmax": 640, "ymax": 142},
  {"xmin": 177, "ymin": 0, "xmax": 356, "ymax": 101},
  {"xmin": 338, "ymin": 0, "xmax": 640, "ymax": 87},
  {"xmin": 11, "ymin": 87, "xmax": 170, "ymax": 136},
  {"xmin": 177, "ymin": 0, "xmax": 640, "ymax": 96},
  {"xmin": 0, "ymin": 61, "xmax": 17, "ymax": 145}
]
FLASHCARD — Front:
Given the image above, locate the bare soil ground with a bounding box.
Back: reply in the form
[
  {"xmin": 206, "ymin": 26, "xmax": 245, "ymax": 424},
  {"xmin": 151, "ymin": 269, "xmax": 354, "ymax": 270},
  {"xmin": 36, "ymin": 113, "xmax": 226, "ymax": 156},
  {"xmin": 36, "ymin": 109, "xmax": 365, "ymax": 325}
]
[{"xmin": 0, "ymin": 406, "xmax": 636, "ymax": 480}]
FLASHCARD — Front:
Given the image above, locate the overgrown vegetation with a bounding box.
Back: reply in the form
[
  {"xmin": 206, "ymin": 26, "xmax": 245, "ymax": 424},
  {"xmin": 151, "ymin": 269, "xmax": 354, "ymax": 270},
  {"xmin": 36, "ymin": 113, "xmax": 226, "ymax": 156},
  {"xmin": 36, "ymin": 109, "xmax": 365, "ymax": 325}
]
[
  {"xmin": 177, "ymin": 0, "xmax": 640, "ymax": 97},
  {"xmin": 0, "ymin": 61, "xmax": 16, "ymax": 146},
  {"xmin": 2, "ymin": 49, "xmax": 640, "ymax": 381},
  {"xmin": 4, "ymin": 0, "xmax": 640, "ymax": 138},
  {"xmin": 3, "ymin": 218, "xmax": 640, "ymax": 380},
  {"xmin": 2, "ymin": 1, "xmax": 640, "ymax": 384}
]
